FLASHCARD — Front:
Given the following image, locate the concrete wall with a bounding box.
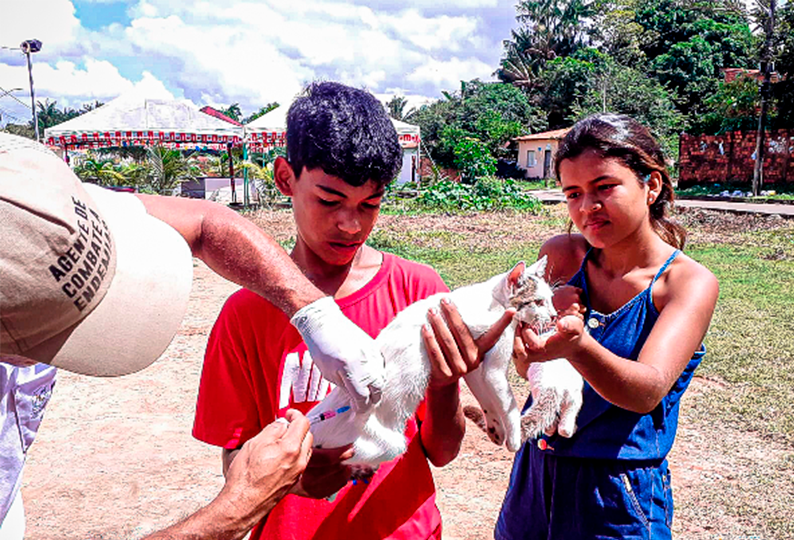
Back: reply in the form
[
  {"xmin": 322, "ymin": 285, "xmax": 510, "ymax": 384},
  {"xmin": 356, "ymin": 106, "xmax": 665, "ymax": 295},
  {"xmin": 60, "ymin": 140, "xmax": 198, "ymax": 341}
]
[{"xmin": 679, "ymin": 130, "xmax": 794, "ymax": 187}]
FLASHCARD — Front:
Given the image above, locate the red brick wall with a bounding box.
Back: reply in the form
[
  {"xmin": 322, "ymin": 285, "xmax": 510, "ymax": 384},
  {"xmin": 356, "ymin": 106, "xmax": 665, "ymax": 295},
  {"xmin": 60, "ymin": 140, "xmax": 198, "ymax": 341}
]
[
  {"xmin": 419, "ymin": 157, "xmax": 461, "ymax": 183},
  {"xmin": 679, "ymin": 130, "xmax": 794, "ymax": 187}
]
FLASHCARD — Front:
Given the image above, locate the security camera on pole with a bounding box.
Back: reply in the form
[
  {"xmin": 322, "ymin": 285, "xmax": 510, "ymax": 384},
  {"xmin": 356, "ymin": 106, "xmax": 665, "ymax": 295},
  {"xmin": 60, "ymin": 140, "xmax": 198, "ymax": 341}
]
[{"xmin": 20, "ymin": 39, "xmax": 42, "ymax": 141}]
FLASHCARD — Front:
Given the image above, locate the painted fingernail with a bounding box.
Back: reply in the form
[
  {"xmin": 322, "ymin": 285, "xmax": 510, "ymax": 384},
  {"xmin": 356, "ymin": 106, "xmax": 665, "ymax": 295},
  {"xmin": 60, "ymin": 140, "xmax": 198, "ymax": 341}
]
[{"xmin": 441, "ymin": 297, "xmax": 451, "ymax": 305}]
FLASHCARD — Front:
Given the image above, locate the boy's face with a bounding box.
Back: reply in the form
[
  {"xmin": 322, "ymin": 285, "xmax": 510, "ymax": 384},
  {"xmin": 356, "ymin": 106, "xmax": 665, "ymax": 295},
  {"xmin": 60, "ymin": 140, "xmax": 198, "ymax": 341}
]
[{"xmin": 274, "ymin": 157, "xmax": 385, "ymax": 267}]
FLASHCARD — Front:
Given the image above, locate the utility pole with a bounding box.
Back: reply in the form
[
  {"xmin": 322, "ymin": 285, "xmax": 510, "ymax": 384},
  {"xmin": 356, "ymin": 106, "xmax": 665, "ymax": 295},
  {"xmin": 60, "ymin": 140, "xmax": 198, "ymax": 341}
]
[
  {"xmin": 20, "ymin": 39, "xmax": 43, "ymax": 142},
  {"xmin": 753, "ymin": 0, "xmax": 776, "ymax": 197}
]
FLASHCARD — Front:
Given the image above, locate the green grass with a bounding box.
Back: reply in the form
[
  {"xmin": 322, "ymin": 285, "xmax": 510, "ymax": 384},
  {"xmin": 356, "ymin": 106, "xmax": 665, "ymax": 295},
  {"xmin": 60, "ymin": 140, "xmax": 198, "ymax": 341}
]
[
  {"xmin": 368, "ymin": 229, "xmax": 540, "ymax": 287},
  {"xmin": 686, "ymin": 235, "xmax": 794, "ymax": 444}
]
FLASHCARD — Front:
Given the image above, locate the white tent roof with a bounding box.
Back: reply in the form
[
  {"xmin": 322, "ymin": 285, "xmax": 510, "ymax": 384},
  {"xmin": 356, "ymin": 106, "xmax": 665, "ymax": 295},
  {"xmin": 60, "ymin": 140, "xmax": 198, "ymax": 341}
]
[
  {"xmin": 244, "ymin": 106, "xmax": 420, "ymax": 149},
  {"xmin": 391, "ymin": 118, "xmax": 420, "ymax": 136},
  {"xmin": 245, "ymin": 106, "xmax": 287, "ymax": 133},
  {"xmin": 45, "ymin": 93, "xmax": 242, "ymax": 147}
]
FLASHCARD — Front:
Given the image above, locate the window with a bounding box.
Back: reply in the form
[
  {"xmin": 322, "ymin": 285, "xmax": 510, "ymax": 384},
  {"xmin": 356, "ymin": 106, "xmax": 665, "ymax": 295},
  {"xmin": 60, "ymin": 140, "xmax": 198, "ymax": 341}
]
[{"xmin": 527, "ymin": 150, "xmax": 536, "ymax": 167}]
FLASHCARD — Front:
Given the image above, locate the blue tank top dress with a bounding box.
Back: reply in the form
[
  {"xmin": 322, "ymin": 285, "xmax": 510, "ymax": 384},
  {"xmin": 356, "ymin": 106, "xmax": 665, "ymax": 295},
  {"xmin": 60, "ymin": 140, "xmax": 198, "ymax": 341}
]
[{"xmin": 495, "ymin": 249, "xmax": 705, "ymax": 540}]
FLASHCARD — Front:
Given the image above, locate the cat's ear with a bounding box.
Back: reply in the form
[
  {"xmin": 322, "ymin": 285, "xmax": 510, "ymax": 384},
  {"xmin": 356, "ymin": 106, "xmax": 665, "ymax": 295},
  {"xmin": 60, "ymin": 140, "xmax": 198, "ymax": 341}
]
[
  {"xmin": 527, "ymin": 255, "xmax": 549, "ymax": 279},
  {"xmin": 508, "ymin": 261, "xmax": 526, "ymax": 291}
]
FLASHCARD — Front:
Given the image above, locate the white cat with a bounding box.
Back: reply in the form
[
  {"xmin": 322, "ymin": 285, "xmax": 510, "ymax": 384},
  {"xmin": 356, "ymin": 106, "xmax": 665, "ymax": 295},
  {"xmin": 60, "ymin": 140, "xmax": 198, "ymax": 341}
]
[{"xmin": 308, "ymin": 256, "xmax": 584, "ymax": 467}]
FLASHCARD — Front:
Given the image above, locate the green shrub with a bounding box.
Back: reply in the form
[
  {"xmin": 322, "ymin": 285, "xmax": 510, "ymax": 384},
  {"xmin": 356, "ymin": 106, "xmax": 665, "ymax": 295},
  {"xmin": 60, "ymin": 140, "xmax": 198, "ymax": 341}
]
[{"xmin": 412, "ymin": 177, "xmax": 543, "ymax": 213}]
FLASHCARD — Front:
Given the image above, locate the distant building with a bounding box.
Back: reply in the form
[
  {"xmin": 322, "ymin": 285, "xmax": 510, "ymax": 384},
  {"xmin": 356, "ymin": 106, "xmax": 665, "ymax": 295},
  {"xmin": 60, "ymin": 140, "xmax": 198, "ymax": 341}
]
[
  {"xmin": 722, "ymin": 68, "xmax": 781, "ymax": 84},
  {"xmin": 515, "ymin": 128, "xmax": 571, "ymax": 180}
]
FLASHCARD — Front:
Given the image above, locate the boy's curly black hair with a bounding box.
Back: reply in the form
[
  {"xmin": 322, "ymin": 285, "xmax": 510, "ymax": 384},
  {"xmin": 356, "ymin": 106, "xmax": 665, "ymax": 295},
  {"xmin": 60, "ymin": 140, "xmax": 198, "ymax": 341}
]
[{"xmin": 286, "ymin": 81, "xmax": 402, "ymax": 188}]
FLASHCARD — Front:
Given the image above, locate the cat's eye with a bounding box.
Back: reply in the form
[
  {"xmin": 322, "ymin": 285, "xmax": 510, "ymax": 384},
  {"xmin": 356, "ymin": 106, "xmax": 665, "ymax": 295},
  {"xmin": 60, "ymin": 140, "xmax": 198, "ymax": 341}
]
[{"xmin": 534, "ymin": 299, "xmax": 545, "ymax": 306}]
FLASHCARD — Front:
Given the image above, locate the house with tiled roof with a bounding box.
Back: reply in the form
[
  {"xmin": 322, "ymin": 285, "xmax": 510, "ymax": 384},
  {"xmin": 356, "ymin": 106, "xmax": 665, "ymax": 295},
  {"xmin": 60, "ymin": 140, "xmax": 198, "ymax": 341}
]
[{"xmin": 515, "ymin": 128, "xmax": 571, "ymax": 180}]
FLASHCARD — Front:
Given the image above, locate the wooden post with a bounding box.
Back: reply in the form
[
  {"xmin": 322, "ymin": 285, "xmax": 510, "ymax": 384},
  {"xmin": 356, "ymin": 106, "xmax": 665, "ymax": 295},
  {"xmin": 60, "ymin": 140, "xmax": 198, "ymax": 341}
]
[
  {"xmin": 227, "ymin": 142, "xmax": 236, "ymax": 204},
  {"xmin": 753, "ymin": 0, "xmax": 776, "ymax": 196}
]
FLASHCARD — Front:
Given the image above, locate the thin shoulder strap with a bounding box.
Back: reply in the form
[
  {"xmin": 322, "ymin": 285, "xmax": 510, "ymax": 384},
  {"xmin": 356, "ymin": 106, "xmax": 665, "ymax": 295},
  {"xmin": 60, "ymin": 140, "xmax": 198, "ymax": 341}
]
[
  {"xmin": 651, "ymin": 250, "xmax": 681, "ymax": 285},
  {"xmin": 578, "ymin": 247, "xmax": 594, "ymax": 274}
]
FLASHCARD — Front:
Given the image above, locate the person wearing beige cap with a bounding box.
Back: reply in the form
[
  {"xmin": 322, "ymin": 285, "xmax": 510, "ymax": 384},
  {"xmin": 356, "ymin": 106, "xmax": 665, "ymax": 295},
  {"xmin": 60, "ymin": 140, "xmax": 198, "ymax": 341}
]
[{"xmin": 0, "ymin": 132, "xmax": 388, "ymax": 539}]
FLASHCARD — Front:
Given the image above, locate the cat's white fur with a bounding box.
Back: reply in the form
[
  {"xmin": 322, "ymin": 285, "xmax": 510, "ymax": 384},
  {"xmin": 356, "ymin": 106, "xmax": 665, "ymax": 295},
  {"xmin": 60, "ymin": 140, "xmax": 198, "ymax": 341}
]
[{"xmin": 309, "ymin": 256, "xmax": 584, "ymax": 466}]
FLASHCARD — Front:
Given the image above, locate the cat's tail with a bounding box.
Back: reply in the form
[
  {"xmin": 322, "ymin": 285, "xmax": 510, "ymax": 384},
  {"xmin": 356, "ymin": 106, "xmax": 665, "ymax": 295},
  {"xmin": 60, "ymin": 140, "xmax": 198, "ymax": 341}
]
[{"xmin": 463, "ymin": 405, "xmax": 488, "ymax": 433}]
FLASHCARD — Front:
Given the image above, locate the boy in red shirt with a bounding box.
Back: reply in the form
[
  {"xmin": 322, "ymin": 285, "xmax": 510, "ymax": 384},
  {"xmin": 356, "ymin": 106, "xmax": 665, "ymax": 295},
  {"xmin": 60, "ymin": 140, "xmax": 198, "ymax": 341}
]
[{"xmin": 193, "ymin": 82, "xmax": 506, "ymax": 539}]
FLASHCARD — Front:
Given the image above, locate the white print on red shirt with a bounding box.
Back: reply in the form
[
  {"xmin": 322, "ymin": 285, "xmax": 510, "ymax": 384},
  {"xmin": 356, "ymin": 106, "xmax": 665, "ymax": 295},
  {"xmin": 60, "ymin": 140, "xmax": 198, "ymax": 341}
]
[{"xmin": 278, "ymin": 349, "xmax": 334, "ymax": 410}]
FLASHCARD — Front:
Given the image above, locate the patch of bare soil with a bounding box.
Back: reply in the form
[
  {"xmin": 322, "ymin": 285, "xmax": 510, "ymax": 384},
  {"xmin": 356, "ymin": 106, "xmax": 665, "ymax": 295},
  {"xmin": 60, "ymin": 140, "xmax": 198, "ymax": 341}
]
[
  {"xmin": 675, "ymin": 206, "xmax": 791, "ymax": 246},
  {"xmin": 20, "ymin": 209, "xmax": 793, "ymax": 539}
]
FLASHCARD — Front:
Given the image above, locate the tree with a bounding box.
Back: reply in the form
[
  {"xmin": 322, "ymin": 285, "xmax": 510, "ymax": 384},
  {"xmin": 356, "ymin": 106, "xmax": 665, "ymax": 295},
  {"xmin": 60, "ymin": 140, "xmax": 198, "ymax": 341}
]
[
  {"xmin": 539, "ymin": 48, "xmax": 609, "ymax": 127},
  {"xmin": 572, "ymin": 61, "xmax": 688, "ymax": 159},
  {"xmin": 220, "ymin": 103, "xmax": 243, "ymax": 122},
  {"xmin": 385, "ymin": 96, "xmax": 415, "ymax": 121},
  {"xmin": 497, "ymin": 0, "xmax": 598, "ymax": 88},
  {"xmin": 634, "ymin": 0, "xmax": 756, "ymax": 114},
  {"xmin": 73, "ymin": 155, "xmax": 127, "ymax": 186},
  {"xmin": 772, "ymin": 0, "xmax": 794, "ymax": 125},
  {"xmin": 410, "ymin": 80, "xmax": 546, "ymax": 170},
  {"xmin": 691, "ymin": 75, "xmax": 761, "ymax": 135},
  {"xmin": 1, "ymin": 123, "xmax": 35, "ymax": 139},
  {"xmin": 144, "ymin": 146, "xmax": 200, "ymax": 194},
  {"xmin": 242, "ymin": 102, "xmax": 279, "ymax": 124}
]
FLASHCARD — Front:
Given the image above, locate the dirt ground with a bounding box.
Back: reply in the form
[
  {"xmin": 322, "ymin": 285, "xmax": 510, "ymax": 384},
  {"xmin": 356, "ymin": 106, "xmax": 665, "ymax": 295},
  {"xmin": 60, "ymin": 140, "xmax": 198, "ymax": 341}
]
[{"xmin": 21, "ymin": 208, "xmax": 789, "ymax": 539}]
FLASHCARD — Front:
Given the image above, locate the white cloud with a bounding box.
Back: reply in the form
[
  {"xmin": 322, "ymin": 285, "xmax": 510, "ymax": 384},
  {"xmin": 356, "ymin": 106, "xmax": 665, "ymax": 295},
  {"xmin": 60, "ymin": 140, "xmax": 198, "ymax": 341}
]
[
  {"xmin": 406, "ymin": 57, "xmax": 495, "ymax": 89},
  {"xmin": 0, "ymin": 0, "xmax": 81, "ymax": 51},
  {"xmin": 1, "ymin": 0, "xmax": 510, "ymax": 122},
  {"xmin": 123, "ymin": 14, "xmax": 311, "ymax": 106},
  {"xmin": 379, "ymin": 10, "xmax": 480, "ymax": 52}
]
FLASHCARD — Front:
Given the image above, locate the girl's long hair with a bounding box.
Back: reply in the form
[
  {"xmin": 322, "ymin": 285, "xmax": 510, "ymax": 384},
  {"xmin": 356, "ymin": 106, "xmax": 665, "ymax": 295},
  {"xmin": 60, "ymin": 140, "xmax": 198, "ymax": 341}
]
[{"xmin": 555, "ymin": 114, "xmax": 686, "ymax": 250}]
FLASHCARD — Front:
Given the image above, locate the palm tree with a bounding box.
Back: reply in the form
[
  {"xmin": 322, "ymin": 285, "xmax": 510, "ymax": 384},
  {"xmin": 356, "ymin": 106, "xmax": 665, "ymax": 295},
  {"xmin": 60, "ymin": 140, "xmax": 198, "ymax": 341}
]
[
  {"xmin": 145, "ymin": 146, "xmax": 200, "ymax": 195},
  {"xmin": 73, "ymin": 155, "xmax": 127, "ymax": 186},
  {"xmin": 220, "ymin": 103, "xmax": 243, "ymax": 122},
  {"xmin": 386, "ymin": 96, "xmax": 413, "ymax": 121},
  {"xmin": 498, "ymin": 0, "xmax": 597, "ymax": 88}
]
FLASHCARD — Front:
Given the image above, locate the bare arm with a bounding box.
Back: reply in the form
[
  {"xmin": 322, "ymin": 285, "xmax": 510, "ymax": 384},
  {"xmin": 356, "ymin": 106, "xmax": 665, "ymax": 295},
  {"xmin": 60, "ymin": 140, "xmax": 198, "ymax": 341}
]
[
  {"xmin": 136, "ymin": 194, "xmax": 322, "ymax": 317},
  {"xmin": 569, "ymin": 264, "xmax": 718, "ymax": 413},
  {"xmin": 136, "ymin": 194, "xmax": 386, "ymax": 412},
  {"xmin": 516, "ymin": 261, "xmax": 719, "ymax": 414},
  {"xmin": 143, "ymin": 411, "xmax": 312, "ymax": 540}
]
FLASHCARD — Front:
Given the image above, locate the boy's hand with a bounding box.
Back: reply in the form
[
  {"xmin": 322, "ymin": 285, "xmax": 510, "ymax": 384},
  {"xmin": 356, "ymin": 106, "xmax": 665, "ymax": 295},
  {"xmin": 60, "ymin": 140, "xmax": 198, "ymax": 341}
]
[
  {"xmin": 423, "ymin": 298, "xmax": 516, "ymax": 388},
  {"xmin": 290, "ymin": 444, "xmax": 355, "ymax": 499},
  {"xmin": 291, "ymin": 297, "xmax": 385, "ymax": 413}
]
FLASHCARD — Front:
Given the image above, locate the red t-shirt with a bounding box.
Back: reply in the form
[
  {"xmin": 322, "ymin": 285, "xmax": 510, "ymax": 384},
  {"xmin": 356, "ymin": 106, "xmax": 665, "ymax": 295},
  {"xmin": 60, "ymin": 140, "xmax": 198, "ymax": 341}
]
[{"xmin": 193, "ymin": 252, "xmax": 449, "ymax": 540}]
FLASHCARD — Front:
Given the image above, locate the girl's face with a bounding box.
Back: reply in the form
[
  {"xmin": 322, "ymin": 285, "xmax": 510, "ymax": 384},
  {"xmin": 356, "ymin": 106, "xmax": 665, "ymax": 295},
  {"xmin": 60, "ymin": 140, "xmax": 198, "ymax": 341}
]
[{"xmin": 559, "ymin": 149, "xmax": 658, "ymax": 249}]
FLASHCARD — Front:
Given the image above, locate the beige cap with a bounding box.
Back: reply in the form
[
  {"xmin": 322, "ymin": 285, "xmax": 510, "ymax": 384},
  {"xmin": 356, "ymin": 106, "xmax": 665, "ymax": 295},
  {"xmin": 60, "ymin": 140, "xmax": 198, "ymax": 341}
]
[{"xmin": 0, "ymin": 133, "xmax": 193, "ymax": 376}]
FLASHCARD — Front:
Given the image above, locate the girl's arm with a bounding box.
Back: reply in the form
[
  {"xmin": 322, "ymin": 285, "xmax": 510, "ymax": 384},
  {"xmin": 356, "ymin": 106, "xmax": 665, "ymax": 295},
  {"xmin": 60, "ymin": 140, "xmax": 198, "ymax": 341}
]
[{"xmin": 516, "ymin": 256, "xmax": 719, "ymax": 414}]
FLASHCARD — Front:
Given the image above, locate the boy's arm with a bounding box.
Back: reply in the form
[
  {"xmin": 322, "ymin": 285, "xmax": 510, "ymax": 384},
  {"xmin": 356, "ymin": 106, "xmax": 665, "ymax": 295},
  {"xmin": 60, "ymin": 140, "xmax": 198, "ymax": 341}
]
[
  {"xmin": 135, "ymin": 194, "xmax": 383, "ymax": 412},
  {"xmin": 144, "ymin": 411, "xmax": 312, "ymax": 540},
  {"xmin": 419, "ymin": 300, "xmax": 516, "ymax": 466}
]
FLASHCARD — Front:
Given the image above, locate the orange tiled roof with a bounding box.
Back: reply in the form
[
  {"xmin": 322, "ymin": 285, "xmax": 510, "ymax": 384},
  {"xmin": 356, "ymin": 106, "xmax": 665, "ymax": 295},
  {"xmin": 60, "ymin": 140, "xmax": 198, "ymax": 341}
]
[{"xmin": 515, "ymin": 128, "xmax": 571, "ymax": 142}]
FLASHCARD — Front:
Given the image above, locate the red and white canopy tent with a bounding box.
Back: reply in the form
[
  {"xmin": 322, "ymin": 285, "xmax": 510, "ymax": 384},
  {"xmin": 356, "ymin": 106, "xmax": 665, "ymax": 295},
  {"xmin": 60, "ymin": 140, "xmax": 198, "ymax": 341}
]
[{"xmin": 44, "ymin": 94, "xmax": 244, "ymax": 152}]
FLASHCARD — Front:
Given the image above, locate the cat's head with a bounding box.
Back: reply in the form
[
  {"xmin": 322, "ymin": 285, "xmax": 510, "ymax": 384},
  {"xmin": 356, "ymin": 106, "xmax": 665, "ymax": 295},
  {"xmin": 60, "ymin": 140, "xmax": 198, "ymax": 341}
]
[{"xmin": 504, "ymin": 256, "xmax": 557, "ymax": 334}]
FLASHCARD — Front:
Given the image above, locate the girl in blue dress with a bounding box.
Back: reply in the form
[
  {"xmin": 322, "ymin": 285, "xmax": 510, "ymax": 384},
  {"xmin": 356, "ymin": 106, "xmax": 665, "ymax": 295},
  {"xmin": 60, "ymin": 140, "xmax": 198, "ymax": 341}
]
[{"xmin": 496, "ymin": 114, "xmax": 719, "ymax": 540}]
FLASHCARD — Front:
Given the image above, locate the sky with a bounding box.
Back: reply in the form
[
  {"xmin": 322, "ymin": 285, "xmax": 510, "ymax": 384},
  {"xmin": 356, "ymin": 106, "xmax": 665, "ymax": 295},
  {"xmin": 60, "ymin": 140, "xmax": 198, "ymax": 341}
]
[{"xmin": 0, "ymin": 0, "xmax": 520, "ymax": 126}]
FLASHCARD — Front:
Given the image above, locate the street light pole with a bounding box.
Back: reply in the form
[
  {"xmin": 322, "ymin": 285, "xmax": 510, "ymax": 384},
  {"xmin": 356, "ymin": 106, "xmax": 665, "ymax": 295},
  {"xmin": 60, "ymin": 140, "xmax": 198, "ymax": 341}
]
[{"xmin": 20, "ymin": 39, "xmax": 42, "ymax": 142}]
